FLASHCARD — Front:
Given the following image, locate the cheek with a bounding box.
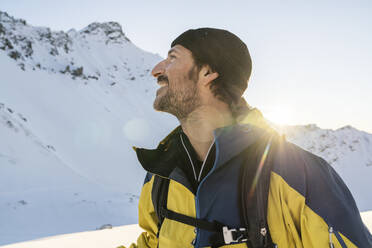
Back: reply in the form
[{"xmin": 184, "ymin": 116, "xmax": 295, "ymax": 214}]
[
  {"xmin": 166, "ymin": 66, "xmax": 181, "ymax": 84},
  {"xmin": 165, "ymin": 61, "xmax": 194, "ymax": 89},
  {"xmin": 165, "ymin": 59, "xmax": 188, "ymax": 75}
]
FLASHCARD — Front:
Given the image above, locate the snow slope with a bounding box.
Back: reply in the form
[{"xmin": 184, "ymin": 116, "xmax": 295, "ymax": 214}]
[
  {"xmin": 0, "ymin": 10, "xmax": 371, "ymax": 246},
  {"xmin": 1, "ymin": 211, "xmax": 371, "ymax": 248},
  {"xmin": 0, "ymin": 10, "xmax": 177, "ymax": 245},
  {"xmin": 0, "ymin": 225, "xmax": 142, "ymax": 248}
]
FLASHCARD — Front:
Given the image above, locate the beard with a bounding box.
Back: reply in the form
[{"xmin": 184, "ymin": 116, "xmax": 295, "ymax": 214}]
[{"xmin": 153, "ymin": 65, "xmax": 201, "ymax": 120}]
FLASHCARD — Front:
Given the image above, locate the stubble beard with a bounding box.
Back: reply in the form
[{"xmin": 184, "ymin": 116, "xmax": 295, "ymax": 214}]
[{"xmin": 153, "ymin": 66, "xmax": 201, "ymax": 120}]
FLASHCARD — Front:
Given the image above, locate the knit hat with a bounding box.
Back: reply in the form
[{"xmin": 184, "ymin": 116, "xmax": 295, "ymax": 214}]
[{"xmin": 171, "ymin": 28, "xmax": 252, "ymax": 104}]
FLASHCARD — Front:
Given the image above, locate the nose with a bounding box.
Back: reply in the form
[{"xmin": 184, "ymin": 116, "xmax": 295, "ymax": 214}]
[{"xmin": 151, "ymin": 60, "xmax": 166, "ymax": 78}]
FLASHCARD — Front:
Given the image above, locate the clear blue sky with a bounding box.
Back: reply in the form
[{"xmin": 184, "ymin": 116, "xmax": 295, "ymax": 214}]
[{"xmin": 2, "ymin": 0, "xmax": 372, "ymax": 132}]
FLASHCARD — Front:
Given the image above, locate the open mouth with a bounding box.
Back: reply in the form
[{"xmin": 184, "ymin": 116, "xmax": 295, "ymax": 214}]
[
  {"xmin": 156, "ymin": 83, "xmax": 168, "ymax": 96},
  {"xmin": 156, "ymin": 79, "xmax": 168, "ymax": 96},
  {"xmin": 157, "ymin": 75, "xmax": 169, "ymax": 87},
  {"xmin": 157, "ymin": 81, "xmax": 168, "ymax": 87}
]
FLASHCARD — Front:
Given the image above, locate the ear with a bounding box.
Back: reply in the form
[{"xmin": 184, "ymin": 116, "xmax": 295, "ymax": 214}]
[{"xmin": 199, "ymin": 65, "xmax": 219, "ymax": 87}]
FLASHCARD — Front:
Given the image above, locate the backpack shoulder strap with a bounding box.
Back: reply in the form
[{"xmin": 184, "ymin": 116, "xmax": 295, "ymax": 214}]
[
  {"xmin": 151, "ymin": 175, "xmax": 170, "ymax": 237},
  {"xmin": 240, "ymin": 133, "xmax": 281, "ymax": 248}
]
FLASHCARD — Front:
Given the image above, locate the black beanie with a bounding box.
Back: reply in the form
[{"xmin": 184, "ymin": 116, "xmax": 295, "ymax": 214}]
[{"xmin": 171, "ymin": 28, "xmax": 252, "ymax": 104}]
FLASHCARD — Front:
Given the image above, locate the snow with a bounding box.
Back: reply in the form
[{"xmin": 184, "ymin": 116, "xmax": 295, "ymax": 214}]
[
  {"xmin": 0, "ymin": 224, "xmax": 143, "ymax": 248},
  {"xmin": 0, "ymin": 10, "xmax": 177, "ymax": 245},
  {"xmin": 1, "ymin": 212, "xmax": 371, "ymax": 248},
  {"xmin": 363, "ymin": 211, "xmax": 372, "ymax": 232},
  {"xmin": 0, "ymin": 10, "xmax": 371, "ymax": 246}
]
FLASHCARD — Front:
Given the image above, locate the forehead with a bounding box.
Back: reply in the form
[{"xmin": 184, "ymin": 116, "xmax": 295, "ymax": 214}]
[{"xmin": 168, "ymin": 44, "xmax": 193, "ymax": 57}]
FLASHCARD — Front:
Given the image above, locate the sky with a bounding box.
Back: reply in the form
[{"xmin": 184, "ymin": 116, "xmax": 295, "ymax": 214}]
[{"xmin": 1, "ymin": 0, "xmax": 372, "ymax": 132}]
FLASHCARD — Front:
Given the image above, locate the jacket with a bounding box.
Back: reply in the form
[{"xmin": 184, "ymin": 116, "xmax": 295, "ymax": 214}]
[{"xmin": 122, "ymin": 120, "xmax": 372, "ymax": 247}]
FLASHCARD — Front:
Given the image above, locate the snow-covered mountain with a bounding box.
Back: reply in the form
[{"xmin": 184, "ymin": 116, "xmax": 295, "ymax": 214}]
[
  {"xmin": 0, "ymin": 10, "xmax": 177, "ymax": 245},
  {"xmin": 0, "ymin": 11, "xmax": 371, "ymax": 246},
  {"xmin": 277, "ymin": 124, "xmax": 372, "ymax": 211}
]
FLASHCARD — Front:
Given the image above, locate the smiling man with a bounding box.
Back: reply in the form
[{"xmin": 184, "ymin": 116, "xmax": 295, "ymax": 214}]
[
  {"xmin": 120, "ymin": 28, "xmax": 372, "ymax": 248},
  {"xmin": 153, "ymin": 46, "xmax": 202, "ymax": 120}
]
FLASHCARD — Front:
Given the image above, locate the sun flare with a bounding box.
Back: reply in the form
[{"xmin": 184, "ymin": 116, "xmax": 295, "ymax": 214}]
[{"xmin": 264, "ymin": 108, "xmax": 295, "ymax": 125}]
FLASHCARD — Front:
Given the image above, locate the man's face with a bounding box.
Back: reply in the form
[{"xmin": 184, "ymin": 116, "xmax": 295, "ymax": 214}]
[{"xmin": 151, "ymin": 45, "xmax": 201, "ymax": 120}]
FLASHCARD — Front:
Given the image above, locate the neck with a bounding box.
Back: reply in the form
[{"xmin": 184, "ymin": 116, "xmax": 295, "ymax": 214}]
[{"xmin": 180, "ymin": 105, "xmax": 234, "ymax": 161}]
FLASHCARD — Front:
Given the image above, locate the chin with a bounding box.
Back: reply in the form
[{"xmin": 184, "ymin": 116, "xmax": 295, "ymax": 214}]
[
  {"xmin": 153, "ymin": 103, "xmax": 161, "ymax": 112},
  {"xmin": 154, "ymin": 100, "xmax": 175, "ymax": 118},
  {"xmin": 153, "ymin": 98, "xmax": 166, "ymax": 112}
]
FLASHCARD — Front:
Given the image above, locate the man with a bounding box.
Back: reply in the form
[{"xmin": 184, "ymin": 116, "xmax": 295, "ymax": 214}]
[{"xmin": 121, "ymin": 28, "xmax": 372, "ymax": 247}]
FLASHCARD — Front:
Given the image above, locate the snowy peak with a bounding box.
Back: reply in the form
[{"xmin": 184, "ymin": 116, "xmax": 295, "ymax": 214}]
[
  {"xmin": 0, "ymin": 10, "xmax": 27, "ymax": 26},
  {"xmin": 280, "ymin": 123, "xmax": 372, "ymax": 167},
  {"xmin": 0, "ymin": 11, "xmax": 160, "ymax": 85},
  {"xmin": 79, "ymin": 22, "xmax": 130, "ymax": 44}
]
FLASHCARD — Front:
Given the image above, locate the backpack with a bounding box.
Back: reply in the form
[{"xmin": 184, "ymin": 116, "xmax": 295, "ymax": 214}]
[{"xmin": 151, "ymin": 132, "xmax": 280, "ymax": 248}]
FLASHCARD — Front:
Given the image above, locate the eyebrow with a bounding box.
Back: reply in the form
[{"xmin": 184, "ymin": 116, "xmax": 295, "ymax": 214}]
[{"xmin": 167, "ymin": 48, "xmax": 179, "ymax": 56}]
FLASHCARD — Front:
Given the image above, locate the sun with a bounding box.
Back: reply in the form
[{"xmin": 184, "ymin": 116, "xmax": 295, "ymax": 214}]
[{"xmin": 264, "ymin": 108, "xmax": 294, "ymax": 126}]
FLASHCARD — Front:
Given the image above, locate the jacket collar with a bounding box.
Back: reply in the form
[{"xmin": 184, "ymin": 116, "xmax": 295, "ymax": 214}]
[
  {"xmin": 134, "ymin": 122, "xmax": 271, "ymax": 177},
  {"xmin": 212, "ymin": 124, "xmax": 268, "ymax": 170},
  {"xmin": 211, "ymin": 107, "xmax": 274, "ymax": 169},
  {"xmin": 133, "ymin": 126, "xmax": 184, "ymax": 178}
]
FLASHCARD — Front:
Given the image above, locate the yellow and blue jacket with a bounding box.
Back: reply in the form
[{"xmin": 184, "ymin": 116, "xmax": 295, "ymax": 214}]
[{"xmin": 124, "ymin": 123, "xmax": 372, "ymax": 248}]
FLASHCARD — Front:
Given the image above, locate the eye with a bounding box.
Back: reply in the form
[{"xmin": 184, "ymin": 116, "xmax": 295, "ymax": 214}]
[{"xmin": 169, "ymin": 55, "xmax": 176, "ymax": 59}]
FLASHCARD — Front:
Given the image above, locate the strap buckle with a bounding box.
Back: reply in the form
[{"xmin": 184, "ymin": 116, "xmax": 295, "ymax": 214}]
[{"xmin": 222, "ymin": 226, "xmax": 248, "ymax": 244}]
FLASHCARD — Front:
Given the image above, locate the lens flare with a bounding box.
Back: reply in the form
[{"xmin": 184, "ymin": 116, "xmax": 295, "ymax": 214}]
[
  {"xmin": 248, "ymin": 136, "xmax": 273, "ymax": 199},
  {"xmin": 123, "ymin": 118, "xmax": 149, "ymax": 142}
]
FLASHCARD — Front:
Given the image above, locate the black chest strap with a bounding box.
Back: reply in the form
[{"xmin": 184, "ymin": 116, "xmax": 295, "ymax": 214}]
[
  {"xmin": 160, "ymin": 207, "xmax": 220, "ymax": 232},
  {"xmin": 160, "ymin": 206, "xmax": 250, "ymax": 247}
]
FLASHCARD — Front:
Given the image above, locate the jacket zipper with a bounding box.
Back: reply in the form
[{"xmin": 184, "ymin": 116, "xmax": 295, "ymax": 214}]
[
  {"xmin": 180, "ymin": 134, "xmax": 215, "ymax": 247},
  {"xmin": 329, "ymin": 227, "xmax": 335, "ymax": 248},
  {"xmin": 194, "ymin": 135, "xmax": 218, "ymax": 247},
  {"xmin": 329, "ymin": 226, "xmax": 348, "ymax": 248}
]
